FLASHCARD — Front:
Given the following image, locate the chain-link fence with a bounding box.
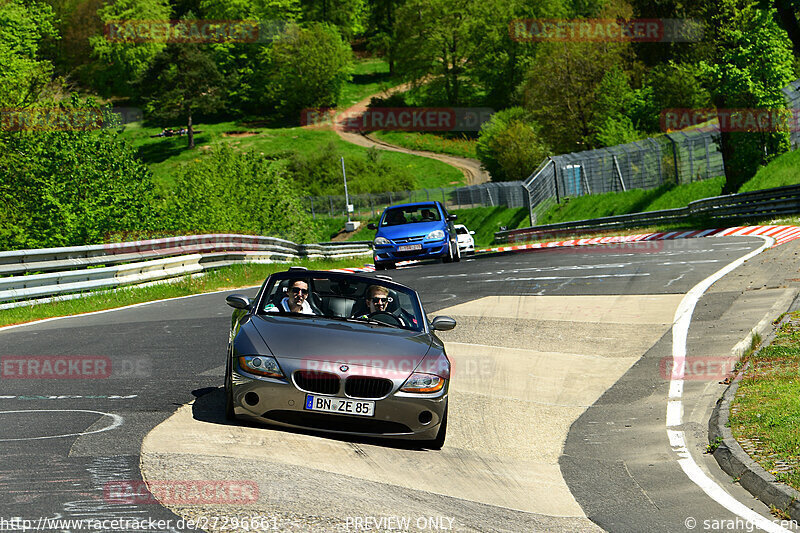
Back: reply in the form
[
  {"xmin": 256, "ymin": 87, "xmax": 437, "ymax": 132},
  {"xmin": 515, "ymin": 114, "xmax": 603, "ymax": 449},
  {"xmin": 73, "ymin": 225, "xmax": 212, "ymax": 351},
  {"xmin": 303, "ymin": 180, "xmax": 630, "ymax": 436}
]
[
  {"xmin": 525, "ymin": 80, "xmax": 800, "ymax": 225},
  {"xmin": 303, "ymin": 181, "xmax": 527, "ymax": 219},
  {"xmin": 783, "ymin": 79, "xmax": 800, "ymax": 150}
]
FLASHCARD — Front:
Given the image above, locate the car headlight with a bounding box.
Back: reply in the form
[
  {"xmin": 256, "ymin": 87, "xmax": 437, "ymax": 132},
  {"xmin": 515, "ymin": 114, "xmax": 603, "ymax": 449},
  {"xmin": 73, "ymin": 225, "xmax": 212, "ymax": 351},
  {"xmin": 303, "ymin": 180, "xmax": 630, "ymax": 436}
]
[
  {"xmin": 374, "ymin": 237, "xmax": 391, "ymax": 246},
  {"xmin": 238, "ymin": 355, "xmax": 284, "ymax": 378},
  {"xmin": 400, "ymin": 373, "xmax": 445, "ymax": 393},
  {"xmin": 425, "ymin": 230, "xmax": 445, "ymax": 240}
]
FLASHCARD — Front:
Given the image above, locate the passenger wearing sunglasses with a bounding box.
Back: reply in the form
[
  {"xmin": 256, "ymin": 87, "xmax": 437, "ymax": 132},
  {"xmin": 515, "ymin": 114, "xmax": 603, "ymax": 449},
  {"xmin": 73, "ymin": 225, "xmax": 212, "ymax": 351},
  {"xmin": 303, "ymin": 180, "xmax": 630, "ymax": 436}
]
[{"xmin": 265, "ymin": 279, "xmax": 318, "ymax": 314}]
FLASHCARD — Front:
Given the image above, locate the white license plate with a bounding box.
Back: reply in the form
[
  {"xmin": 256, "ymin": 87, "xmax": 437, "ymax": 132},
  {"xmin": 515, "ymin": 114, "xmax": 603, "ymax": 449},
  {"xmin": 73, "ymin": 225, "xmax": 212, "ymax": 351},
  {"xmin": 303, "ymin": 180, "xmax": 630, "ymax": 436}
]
[
  {"xmin": 397, "ymin": 244, "xmax": 422, "ymax": 252},
  {"xmin": 304, "ymin": 395, "xmax": 375, "ymax": 417}
]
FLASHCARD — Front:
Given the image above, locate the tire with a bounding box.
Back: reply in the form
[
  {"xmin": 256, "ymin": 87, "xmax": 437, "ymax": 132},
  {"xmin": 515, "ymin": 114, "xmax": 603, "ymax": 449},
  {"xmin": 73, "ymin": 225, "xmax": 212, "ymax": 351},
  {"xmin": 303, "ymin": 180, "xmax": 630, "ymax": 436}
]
[
  {"xmin": 423, "ymin": 406, "xmax": 447, "ymax": 450},
  {"xmin": 224, "ymin": 357, "xmax": 236, "ymax": 421},
  {"xmin": 374, "ymin": 262, "xmax": 386, "ymax": 271},
  {"xmin": 442, "ymin": 242, "xmax": 454, "ymax": 263}
]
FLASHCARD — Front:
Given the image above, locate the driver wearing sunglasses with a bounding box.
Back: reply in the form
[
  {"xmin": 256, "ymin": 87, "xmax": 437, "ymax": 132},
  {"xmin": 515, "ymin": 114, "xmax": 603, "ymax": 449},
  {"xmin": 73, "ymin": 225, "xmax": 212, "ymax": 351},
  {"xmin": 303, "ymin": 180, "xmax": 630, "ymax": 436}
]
[{"xmin": 355, "ymin": 285, "xmax": 407, "ymax": 326}]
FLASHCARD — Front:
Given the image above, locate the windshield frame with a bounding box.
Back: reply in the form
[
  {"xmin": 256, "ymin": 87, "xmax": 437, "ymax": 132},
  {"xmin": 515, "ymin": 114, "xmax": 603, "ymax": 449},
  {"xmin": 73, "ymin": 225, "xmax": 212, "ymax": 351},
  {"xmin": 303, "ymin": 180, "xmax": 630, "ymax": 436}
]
[{"xmin": 254, "ymin": 270, "xmax": 427, "ymax": 332}]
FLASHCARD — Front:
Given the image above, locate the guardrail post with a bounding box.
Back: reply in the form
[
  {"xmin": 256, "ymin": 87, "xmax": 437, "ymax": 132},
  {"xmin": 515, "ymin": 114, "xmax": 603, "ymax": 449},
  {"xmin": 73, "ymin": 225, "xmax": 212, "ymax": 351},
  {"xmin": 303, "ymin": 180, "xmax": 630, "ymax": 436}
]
[{"xmin": 667, "ymin": 134, "xmax": 680, "ymax": 184}]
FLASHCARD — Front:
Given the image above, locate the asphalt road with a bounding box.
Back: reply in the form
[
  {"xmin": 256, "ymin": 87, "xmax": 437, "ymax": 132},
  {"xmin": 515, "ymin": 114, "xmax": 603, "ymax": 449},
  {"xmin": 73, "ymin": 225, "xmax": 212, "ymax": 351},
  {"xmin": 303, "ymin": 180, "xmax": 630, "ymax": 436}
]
[{"xmin": 0, "ymin": 236, "xmax": 794, "ymax": 533}]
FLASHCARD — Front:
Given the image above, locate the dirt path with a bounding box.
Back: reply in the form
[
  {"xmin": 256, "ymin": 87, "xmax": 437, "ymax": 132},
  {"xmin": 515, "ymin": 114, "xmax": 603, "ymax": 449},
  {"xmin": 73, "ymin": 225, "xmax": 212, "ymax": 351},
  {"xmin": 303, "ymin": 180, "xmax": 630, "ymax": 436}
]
[{"xmin": 328, "ymin": 83, "xmax": 491, "ymax": 186}]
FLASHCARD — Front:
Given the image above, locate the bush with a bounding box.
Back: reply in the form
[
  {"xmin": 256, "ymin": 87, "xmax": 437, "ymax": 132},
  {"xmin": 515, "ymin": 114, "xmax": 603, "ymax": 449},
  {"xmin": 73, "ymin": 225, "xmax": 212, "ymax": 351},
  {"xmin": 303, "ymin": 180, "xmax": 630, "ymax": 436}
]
[
  {"xmin": 0, "ymin": 102, "xmax": 157, "ymax": 249},
  {"xmin": 162, "ymin": 145, "xmax": 317, "ymax": 243},
  {"xmin": 476, "ymin": 107, "xmax": 549, "ymax": 182},
  {"xmin": 284, "ymin": 142, "xmax": 415, "ymax": 195}
]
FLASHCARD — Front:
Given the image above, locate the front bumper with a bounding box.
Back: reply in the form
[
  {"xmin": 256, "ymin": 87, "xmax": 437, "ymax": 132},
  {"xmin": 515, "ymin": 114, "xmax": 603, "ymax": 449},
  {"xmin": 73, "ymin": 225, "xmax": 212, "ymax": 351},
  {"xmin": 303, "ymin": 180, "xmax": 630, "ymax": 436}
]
[
  {"xmin": 373, "ymin": 240, "xmax": 448, "ymax": 263},
  {"xmin": 230, "ymin": 368, "xmax": 447, "ymax": 440}
]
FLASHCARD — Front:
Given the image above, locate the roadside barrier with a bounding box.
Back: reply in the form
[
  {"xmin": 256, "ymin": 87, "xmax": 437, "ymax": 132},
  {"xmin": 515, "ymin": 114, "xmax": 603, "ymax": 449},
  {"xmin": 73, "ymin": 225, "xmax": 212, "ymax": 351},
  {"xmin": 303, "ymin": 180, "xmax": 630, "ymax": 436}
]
[{"xmin": 0, "ymin": 234, "xmax": 372, "ymax": 309}]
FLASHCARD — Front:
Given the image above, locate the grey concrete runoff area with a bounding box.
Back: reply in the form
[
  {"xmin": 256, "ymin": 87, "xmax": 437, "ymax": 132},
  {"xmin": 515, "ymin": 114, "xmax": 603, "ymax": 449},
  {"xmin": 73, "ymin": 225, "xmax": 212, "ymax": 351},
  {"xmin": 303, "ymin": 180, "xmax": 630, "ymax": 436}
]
[{"xmin": 1, "ymin": 235, "xmax": 800, "ymax": 532}]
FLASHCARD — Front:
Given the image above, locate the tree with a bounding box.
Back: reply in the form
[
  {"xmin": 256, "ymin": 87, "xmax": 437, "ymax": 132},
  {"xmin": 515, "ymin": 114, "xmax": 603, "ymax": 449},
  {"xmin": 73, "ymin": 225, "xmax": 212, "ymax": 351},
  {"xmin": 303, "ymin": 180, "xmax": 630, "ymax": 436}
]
[
  {"xmin": 264, "ymin": 23, "xmax": 352, "ymax": 118},
  {"xmin": 299, "ymin": 0, "xmax": 367, "ymax": 39},
  {"xmin": 138, "ymin": 43, "xmax": 226, "ymax": 148},
  {"xmin": 366, "ymin": 0, "xmax": 405, "ymax": 75},
  {"xmin": 199, "ymin": 0, "xmax": 301, "ymax": 117},
  {"xmin": 476, "ymin": 107, "xmax": 550, "ymax": 181},
  {"xmin": 88, "ymin": 0, "xmax": 171, "ymax": 97},
  {"xmin": 704, "ymin": 1, "xmax": 795, "ymax": 192},
  {"xmin": 393, "ymin": 0, "xmax": 481, "ymax": 105},
  {"xmin": 519, "ymin": 41, "xmax": 635, "ymax": 153},
  {"xmin": 0, "ymin": 0, "xmax": 58, "ymax": 107}
]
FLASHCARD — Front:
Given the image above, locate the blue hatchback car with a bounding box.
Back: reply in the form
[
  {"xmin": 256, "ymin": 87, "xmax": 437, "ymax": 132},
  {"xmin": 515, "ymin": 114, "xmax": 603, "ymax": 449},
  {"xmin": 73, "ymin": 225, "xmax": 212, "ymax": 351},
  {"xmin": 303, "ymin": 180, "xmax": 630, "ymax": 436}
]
[{"xmin": 368, "ymin": 201, "xmax": 461, "ymax": 270}]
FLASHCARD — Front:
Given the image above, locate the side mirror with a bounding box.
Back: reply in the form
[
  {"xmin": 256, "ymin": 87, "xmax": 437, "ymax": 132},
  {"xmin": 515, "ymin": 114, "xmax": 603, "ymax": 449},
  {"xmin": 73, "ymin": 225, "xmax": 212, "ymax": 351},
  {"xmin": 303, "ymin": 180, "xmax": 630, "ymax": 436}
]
[
  {"xmin": 226, "ymin": 294, "xmax": 252, "ymax": 310},
  {"xmin": 367, "ymin": 223, "xmax": 378, "ymax": 230},
  {"xmin": 431, "ymin": 316, "xmax": 457, "ymax": 331},
  {"xmin": 469, "ymin": 230, "xmax": 475, "ymax": 235},
  {"xmin": 447, "ymin": 214, "xmax": 457, "ymax": 221}
]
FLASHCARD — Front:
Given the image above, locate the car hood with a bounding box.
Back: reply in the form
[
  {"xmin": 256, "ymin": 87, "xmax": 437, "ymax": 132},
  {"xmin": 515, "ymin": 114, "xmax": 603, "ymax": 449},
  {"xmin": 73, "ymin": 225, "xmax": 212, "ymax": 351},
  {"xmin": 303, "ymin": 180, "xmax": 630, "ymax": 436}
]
[
  {"xmin": 250, "ymin": 315, "xmax": 433, "ymax": 369},
  {"xmin": 378, "ymin": 222, "xmax": 444, "ymax": 241}
]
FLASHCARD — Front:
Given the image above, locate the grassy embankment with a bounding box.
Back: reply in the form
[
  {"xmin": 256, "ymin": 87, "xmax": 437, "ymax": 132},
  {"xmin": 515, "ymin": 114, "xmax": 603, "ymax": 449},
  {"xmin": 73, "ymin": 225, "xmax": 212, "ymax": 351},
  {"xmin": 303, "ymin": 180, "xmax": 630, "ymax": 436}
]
[
  {"xmin": 0, "ymin": 257, "xmax": 367, "ymax": 328},
  {"xmin": 730, "ymin": 311, "xmax": 800, "ymax": 494},
  {"xmin": 371, "ymin": 131, "xmax": 478, "ymax": 159},
  {"xmin": 119, "ymin": 58, "xmax": 463, "ymax": 193}
]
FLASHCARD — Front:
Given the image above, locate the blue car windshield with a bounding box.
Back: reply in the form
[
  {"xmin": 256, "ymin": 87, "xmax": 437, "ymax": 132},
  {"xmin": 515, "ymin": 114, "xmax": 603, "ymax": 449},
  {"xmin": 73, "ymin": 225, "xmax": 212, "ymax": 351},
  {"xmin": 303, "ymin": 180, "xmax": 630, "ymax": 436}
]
[{"xmin": 381, "ymin": 206, "xmax": 441, "ymax": 226}]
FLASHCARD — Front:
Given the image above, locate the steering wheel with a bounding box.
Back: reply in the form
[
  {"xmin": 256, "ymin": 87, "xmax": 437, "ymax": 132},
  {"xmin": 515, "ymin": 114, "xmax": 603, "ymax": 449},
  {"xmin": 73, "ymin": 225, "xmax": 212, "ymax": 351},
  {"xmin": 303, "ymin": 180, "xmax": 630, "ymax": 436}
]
[{"xmin": 367, "ymin": 311, "xmax": 403, "ymax": 326}]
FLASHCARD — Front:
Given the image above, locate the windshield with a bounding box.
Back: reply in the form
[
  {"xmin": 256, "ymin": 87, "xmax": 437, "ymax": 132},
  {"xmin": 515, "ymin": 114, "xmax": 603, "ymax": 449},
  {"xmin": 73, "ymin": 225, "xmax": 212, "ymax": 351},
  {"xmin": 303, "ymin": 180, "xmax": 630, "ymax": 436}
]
[
  {"xmin": 381, "ymin": 205, "xmax": 441, "ymax": 226},
  {"xmin": 258, "ymin": 272, "xmax": 424, "ymax": 331}
]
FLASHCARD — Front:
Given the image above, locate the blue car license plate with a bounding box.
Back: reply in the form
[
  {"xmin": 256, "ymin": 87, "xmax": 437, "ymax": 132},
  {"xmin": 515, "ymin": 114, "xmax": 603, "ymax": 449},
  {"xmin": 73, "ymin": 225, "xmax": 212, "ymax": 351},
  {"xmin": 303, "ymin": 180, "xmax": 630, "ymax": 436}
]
[
  {"xmin": 397, "ymin": 244, "xmax": 422, "ymax": 252},
  {"xmin": 305, "ymin": 395, "xmax": 375, "ymax": 417}
]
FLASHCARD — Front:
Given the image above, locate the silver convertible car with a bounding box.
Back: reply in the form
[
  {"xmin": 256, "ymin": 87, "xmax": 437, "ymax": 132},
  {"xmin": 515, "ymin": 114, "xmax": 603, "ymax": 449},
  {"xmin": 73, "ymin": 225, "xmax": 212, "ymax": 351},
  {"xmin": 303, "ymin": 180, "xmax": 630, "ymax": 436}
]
[{"xmin": 223, "ymin": 268, "xmax": 456, "ymax": 449}]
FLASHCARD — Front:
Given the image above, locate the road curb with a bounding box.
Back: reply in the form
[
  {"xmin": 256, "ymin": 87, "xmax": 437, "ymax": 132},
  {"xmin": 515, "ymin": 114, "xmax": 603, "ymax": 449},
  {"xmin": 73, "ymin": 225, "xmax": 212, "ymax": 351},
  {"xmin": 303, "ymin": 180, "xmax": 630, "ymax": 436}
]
[{"xmin": 709, "ymin": 291, "xmax": 800, "ymax": 522}]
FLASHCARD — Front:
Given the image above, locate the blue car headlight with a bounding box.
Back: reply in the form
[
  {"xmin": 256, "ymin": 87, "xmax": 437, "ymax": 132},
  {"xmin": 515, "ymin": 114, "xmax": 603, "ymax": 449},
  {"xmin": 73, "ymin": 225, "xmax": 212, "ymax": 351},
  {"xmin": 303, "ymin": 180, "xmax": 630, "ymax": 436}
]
[
  {"xmin": 425, "ymin": 230, "xmax": 445, "ymax": 241},
  {"xmin": 374, "ymin": 237, "xmax": 391, "ymax": 246}
]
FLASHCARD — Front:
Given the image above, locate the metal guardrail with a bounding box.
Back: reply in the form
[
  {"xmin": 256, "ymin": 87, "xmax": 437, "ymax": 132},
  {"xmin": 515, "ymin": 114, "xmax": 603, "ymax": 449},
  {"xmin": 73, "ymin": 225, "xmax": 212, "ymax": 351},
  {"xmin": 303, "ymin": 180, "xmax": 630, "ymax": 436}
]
[
  {"xmin": 494, "ymin": 184, "xmax": 800, "ymax": 243},
  {"xmin": 0, "ymin": 234, "xmax": 372, "ymax": 308}
]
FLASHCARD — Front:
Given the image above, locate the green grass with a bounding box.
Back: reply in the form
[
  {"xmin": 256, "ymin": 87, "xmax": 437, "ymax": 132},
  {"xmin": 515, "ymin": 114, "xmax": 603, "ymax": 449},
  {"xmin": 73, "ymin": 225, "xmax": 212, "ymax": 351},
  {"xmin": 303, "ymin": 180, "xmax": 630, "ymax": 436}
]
[
  {"xmin": 119, "ymin": 122, "xmax": 464, "ymax": 192},
  {"xmin": 731, "ymin": 311, "xmax": 800, "ymax": 493},
  {"xmin": 536, "ymin": 177, "xmax": 726, "ymax": 225},
  {"xmin": 450, "ymin": 206, "xmax": 530, "ymax": 247},
  {"xmin": 739, "ymin": 149, "xmax": 800, "ymax": 193},
  {"xmin": 0, "ymin": 257, "xmax": 368, "ymax": 328},
  {"xmin": 372, "ymin": 131, "xmax": 478, "ymax": 159},
  {"xmin": 339, "ymin": 58, "xmax": 399, "ymax": 109}
]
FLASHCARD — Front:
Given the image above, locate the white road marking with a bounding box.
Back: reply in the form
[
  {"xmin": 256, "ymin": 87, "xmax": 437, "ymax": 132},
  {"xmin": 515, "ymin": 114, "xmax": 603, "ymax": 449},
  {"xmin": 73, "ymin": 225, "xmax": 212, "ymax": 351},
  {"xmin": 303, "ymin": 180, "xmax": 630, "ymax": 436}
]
[
  {"xmin": 0, "ymin": 409, "xmax": 123, "ymax": 441},
  {"xmin": 665, "ymin": 235, "xmax": 789, "ymax": 532},
  {"xmin": 474, "ymin": 274, "xmax": 651, "ymax": 282}
]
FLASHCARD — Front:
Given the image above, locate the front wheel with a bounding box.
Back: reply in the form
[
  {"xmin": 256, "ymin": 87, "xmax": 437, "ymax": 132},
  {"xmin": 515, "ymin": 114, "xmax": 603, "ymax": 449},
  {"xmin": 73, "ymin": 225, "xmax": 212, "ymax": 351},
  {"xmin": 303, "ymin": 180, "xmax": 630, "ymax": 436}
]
[
  {"xmin": 224, "ymin": 357, "xmax": 236, "ymax": 421},
  {"xmin": 442, "ymin": 242, "xmax": 454, "ymax": 263},
  {"xmin": 422, "ymin": 406, "xmax": 447, "ymax": 450}
]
